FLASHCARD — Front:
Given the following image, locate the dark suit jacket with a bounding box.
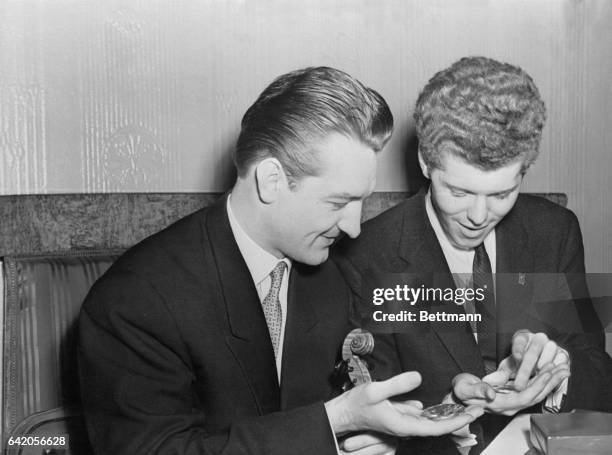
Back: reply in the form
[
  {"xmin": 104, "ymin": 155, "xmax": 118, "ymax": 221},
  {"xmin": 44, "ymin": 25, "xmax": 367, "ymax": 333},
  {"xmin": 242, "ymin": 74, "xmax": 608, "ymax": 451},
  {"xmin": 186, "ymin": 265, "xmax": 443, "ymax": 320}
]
[
  {"xmin": 337, "ymin": 188, "xmax": 612, "ymax": 453},
  {"xmin": 78, "ymin": 195, "xmax": 352, "ymax": 455}
]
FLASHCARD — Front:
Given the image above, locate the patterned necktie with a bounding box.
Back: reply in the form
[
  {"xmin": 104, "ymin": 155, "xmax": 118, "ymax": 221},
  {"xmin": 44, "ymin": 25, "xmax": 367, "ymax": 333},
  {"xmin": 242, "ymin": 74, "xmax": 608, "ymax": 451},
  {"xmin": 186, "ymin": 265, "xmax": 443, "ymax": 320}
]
[
  {"xmin": 262, "ymin": 261, "xmax": 287, "ymax": 359},
  {"xmin": 472, "ymin": 243, "xmax": 497, "ymax": 373}
]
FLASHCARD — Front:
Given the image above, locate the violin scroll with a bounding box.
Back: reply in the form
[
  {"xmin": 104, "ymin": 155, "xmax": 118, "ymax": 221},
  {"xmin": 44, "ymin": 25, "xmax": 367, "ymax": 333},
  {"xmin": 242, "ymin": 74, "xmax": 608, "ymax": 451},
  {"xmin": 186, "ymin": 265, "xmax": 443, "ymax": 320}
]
[
  {"xmin": 347, "ymin": 330, "xmax": 374, "ymax": 356},
  {"xmin": 333, "ymin": 329, "xmax": 375, "ymax": 391}
]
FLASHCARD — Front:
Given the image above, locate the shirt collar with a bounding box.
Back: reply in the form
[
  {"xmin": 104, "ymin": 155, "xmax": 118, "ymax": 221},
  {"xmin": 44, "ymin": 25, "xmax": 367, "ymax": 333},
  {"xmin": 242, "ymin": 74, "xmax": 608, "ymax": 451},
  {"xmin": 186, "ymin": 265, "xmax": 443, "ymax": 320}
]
[{"xmin": 227, "ymin": 194, "xmax": 292, "ymax": 285}]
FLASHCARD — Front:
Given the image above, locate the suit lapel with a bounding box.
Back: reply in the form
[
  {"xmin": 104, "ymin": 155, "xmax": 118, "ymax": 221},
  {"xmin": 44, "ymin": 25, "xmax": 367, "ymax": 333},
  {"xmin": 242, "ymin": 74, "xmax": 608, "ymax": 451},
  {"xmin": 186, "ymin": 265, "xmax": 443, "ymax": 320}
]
[
  {"xmin": 495, "ymin": 206, "xmax": 535, "ymax": 359},
  {"xmin": 398, "ymin": 190, "xmax": 484, "ymax": 375},
  {"xmin": 279, "ymin": 265, "xmax": 319, "ymax": 409},
  {"xmin": 206, "ymin": 195, "xmax": 280, "ymax": 415},
  {"xmin": 280, "ymin": 262, "xmax": 351, "ymax": 410}
]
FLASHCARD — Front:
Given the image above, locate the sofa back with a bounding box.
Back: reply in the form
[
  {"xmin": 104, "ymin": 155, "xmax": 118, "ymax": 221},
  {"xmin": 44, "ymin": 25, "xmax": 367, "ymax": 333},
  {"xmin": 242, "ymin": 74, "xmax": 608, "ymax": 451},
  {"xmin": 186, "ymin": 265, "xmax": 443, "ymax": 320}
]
[{"xmin": 0, "ymin": 192, "xmax": 569, "ymax": 256}]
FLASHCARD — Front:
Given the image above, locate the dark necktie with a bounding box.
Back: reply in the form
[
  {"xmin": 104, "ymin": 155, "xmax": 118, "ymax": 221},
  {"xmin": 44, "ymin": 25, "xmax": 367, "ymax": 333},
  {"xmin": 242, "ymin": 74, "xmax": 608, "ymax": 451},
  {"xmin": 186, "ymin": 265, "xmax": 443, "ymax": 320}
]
[{"xmin": 473, "ymin": 243, "xmax": 497, "ymax": 373}]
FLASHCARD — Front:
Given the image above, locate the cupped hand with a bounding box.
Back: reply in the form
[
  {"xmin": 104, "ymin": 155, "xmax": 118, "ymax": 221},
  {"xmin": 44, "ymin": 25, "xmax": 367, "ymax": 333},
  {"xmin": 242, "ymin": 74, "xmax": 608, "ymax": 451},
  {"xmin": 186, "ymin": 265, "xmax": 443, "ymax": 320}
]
[{"xmin": 327, "ymin": 371, "xmax": 484, "ymax": 438}]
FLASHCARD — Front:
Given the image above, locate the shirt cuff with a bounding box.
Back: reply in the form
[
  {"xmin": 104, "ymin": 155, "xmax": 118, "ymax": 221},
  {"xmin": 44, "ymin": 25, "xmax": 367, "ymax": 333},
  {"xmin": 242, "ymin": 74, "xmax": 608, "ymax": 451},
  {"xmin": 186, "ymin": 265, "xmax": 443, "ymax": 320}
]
[
  {"xmin": 443, "ymin": 392, "xmax": 479, "ymax": 449},
  {"xmin": 543, "ymin": 347, "xmax": 570, "ymax": 413},
  {"xmin": 543, "ymin": 376, "xmax": 568, "ymax": 413},
  {"xmin": 325, "ymin": 406, "xmax": 342, "ymax": 455}
]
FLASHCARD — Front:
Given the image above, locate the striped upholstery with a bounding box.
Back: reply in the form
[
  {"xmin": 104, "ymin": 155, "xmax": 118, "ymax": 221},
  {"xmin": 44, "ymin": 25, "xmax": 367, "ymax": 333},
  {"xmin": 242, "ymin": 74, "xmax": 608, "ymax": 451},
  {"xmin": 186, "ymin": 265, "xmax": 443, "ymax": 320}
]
[{"xmin": 2, "ymin": 251, "xmax": 121, "ymax": 454}]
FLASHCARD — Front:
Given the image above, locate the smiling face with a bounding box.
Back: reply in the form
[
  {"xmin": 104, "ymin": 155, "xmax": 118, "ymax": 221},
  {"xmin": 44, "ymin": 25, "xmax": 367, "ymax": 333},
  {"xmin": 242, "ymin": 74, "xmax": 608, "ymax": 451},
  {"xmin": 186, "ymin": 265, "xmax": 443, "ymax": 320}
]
[
  {"xmin": 421, "ymin": 152, "xmax": 524, "ymax": 250},
  {"xmin": 266, "ymin": 133, "xmax": 377, "ymax": 265}
]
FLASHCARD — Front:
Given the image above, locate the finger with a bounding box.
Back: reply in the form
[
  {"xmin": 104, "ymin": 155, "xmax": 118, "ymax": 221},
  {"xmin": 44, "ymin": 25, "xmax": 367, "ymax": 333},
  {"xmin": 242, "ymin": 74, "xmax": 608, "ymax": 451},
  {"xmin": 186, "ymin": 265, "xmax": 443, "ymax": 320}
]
[
  {"xmin": 511, "ymin": 329, "xmax": 532, "ymax": 361},
  {"xmin": 532, "ymin": 364, "xmax": 571, "ymax": 404},
  {"xmin": 452, "ymin": 373, "xmax": 481, "ymax": 387},
  {"xmin": 453, "ymin": 377, "xmax": 495, "ymax": 401},
  {"xmin": 452, "ymin": 373, "xmax": 482, "ymax": 401},
  {"xmin": 514, "ymin": 333, "xmax": 548, "ymax": 390},
  {"xmin": 410, "ymin": 407, "xmax": 484, "ymax": 437},
  {"xmin": 407, "ymin": 400, "xmax": 423, "ymax": 409},
  {"xmin": 390, "ymin": 401, "xmax": 423, "ymax": 416},
  {"xmin": 453, "ymin": 382, "xmax": 478, "ymax": 402},
  {"xmin": 516, "ymin": 363, "xmax": 556, "ymax": 406},
  {"xmin": 482, "ymin": 370, "xmax": 510, "ymax": 387},
  {"xmin": 483, "ymin": 383, "xmax": 496, "ymax": 401},
  {"xmin": 342, "ymin": 442, "xmax": 394, "ymax": 455},
  {"xmin": 497, "ymin": 355, "xmax": 518, "ymax": 377},
  {"xmin": 464, "ymin": 405, "xmax": 487, "ymax": 418},
  {"xmin": 341, "ymin": 433, "xmax": 380, "ymax": 451},
  {"xmin": 468, "ymin": 382, "xmax": 496, "ymax": 401},
  {"xmin": 366, "ymin": 371, "xmax": 422, "ymax": 403},
  {"xmin": 514, "ymin": 370, "xmax": 552, "ymax": 406},
  {"xmin": 526, "ymin": 362, "xmax": 555, "ymax": 388},
  {"xmin": 462, "ymin": 398, "xmax": 491, "ymax": 407},
  {"xmin": 342, "ymin": 433, "xmax": 391, "ymax": 451},
  {"xmin": 536, "ymin": 341, "xmax": 558, "ymax": 370},
  {"xmin": 483, "ymin": 356, "xmax": 515, "ymax": 386},
  {"xmin": 552, "ymin": 349, "xmax": 570, "ymax": 366}
]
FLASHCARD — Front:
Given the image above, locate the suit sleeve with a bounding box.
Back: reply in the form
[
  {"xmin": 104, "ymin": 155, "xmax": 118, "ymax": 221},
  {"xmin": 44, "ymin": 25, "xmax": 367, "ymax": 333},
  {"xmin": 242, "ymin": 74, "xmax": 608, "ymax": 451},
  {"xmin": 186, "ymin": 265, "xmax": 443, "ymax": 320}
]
[
  {"xmin": 554, "ymin": 213, "xmax": 612, "ymax": 412},
  {"xmin": 78, "ymin": 270, "xmax": 338, "ymax": 455}
]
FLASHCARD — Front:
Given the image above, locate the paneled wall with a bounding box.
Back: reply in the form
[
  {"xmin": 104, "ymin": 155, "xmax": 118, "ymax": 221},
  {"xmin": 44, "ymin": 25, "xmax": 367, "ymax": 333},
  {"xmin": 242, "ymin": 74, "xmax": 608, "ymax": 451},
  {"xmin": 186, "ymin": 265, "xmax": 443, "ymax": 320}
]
[{"xmin": 1, "ymin": 0, "xmax": 611, "ymax": 272}]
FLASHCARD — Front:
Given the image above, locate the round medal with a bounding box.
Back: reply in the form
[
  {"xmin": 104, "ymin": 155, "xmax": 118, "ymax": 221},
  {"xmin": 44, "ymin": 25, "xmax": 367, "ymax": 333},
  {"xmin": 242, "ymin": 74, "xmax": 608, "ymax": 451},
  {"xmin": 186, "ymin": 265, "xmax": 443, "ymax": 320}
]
[{"xmin": 422, "ymin": 403, "xmax": 466, "ymax": 421}]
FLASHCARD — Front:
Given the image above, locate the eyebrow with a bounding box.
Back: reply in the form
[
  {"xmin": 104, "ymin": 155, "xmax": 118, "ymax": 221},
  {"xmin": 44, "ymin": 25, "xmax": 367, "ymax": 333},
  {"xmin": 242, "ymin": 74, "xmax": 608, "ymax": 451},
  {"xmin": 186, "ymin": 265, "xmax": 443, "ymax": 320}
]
[
  {"xmin": 327, "ymin": 192, "xmax": 364, "ymax": 201},
  {"xmin": 446, "ymin": 182, "xmax": 520, "ymax": 196}
]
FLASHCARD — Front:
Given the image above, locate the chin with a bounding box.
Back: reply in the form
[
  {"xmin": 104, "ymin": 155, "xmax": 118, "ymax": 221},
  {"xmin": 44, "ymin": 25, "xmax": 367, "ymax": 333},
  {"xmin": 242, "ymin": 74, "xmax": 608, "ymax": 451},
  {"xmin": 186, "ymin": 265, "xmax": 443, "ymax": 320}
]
[
  {"xmin": 452, "ymin": 236, "xmax": 483, "ymax": 250},
  {"xmin": 300, "ymin": 249, "xmax": 329, "ymax": 266}
]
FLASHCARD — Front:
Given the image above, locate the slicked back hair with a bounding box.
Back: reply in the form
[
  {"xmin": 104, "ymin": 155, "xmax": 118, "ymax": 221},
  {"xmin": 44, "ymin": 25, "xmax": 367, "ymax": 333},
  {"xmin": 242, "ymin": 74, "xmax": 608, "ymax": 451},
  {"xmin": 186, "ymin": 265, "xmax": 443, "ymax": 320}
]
[
  {"xmin": 234, "ymin": 67, "xmax": 393, "ymax": 180},
  {"xmin": 414, "ymin": 56, "xmax": 546, "ymax": 172}
]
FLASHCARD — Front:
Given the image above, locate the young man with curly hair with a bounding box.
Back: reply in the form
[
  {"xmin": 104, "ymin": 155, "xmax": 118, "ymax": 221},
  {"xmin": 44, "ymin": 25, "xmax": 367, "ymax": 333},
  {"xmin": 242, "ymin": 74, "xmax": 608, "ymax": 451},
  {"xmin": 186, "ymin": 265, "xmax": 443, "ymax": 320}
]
[{"xmin": 338, "ymin": 57, "xmax": 612, "ymax": 454}]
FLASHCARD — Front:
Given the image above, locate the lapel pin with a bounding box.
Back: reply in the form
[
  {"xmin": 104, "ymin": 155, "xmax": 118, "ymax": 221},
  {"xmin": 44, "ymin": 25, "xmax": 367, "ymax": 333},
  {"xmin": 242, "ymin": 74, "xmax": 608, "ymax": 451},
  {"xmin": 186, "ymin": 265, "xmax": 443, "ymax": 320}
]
[{"xmin": 518, "ymin": 273, "xmax": 526, "ymax": 285}]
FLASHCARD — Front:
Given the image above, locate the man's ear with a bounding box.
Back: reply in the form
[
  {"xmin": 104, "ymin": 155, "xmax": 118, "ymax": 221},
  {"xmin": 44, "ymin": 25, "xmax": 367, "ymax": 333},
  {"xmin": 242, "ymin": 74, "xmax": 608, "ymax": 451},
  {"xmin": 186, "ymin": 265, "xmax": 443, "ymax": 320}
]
[
  {"xmin": 417, "ymin": 151, "xmax": 431, "ymax": 179},
  {"xmin": 255, "ymin": 158, "xmax": 284, "ymax": 204}
]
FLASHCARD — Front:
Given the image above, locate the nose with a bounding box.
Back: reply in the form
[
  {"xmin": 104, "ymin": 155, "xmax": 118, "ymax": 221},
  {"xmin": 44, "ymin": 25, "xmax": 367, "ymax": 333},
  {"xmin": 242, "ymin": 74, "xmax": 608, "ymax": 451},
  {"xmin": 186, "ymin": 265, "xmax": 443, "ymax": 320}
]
[
  {"xmin": 466, "ymin": 196, "xmax": 487, "ymax": 226},
  {"xmin": 337, "ymin": 201, "xmax": 362, "ymax": 239}
]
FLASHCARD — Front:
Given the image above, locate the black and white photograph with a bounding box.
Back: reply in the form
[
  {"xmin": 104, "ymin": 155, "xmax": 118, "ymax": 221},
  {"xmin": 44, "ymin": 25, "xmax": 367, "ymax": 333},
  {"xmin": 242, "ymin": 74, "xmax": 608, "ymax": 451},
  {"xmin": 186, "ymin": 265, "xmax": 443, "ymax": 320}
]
[{"xmin": 1, "ymin": 1, "xmax": 611, "ymax": 454}]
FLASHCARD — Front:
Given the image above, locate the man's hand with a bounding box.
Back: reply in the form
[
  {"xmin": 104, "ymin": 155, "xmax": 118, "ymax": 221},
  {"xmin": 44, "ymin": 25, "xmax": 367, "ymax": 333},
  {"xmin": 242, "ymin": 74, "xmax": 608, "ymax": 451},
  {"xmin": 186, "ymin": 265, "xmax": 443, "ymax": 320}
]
[
  {"xmin": 339, "ymin": 431, "xmax": 398, "ymax": 455},
  {"xmin": 325, "ymin": 371, "xmax": 484, "ymax": 438},
  {"xmin": 497, "ymin": 330, "xmax": 570, "ymax": 391},
  {"xmin": 452, "ymin": 331, "xmax": 571, "ymax": 416},
  {"xmin": 451, "ymin": 374, "xmax": 496, "ymax": 403}
]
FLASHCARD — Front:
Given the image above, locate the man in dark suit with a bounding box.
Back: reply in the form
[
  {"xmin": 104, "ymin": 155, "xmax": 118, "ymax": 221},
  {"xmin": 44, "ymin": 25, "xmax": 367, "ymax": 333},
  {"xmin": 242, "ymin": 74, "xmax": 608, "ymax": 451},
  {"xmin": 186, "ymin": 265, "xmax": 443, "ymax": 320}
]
[
  {"xmin": 78, "ymin": 67, "xmax": 482, "ymax": 455},
  {"xmin": 338, "ymin": 57, "xmax": 612, "ymax": 453}
]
